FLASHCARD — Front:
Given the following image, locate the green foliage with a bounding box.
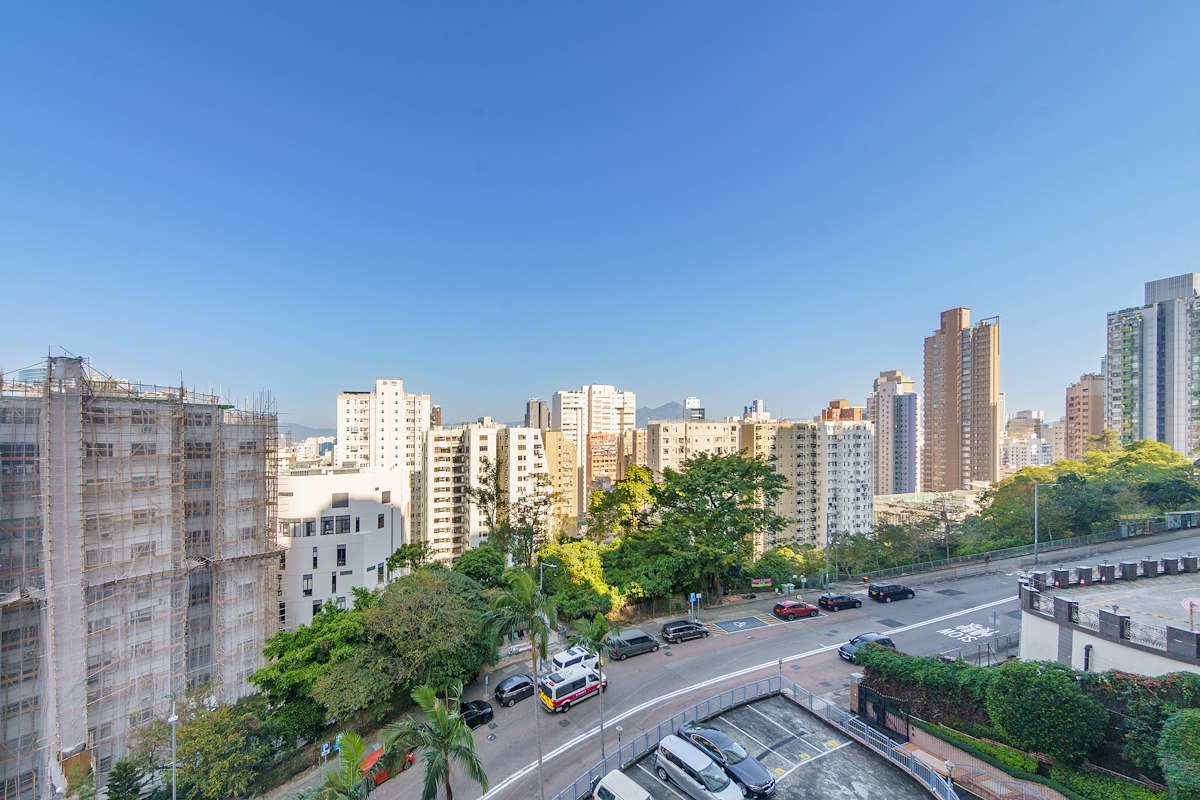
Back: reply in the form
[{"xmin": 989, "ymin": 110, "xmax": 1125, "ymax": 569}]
[
  {"xmin": 602, "ymin": 525, "xmax": 691, "ymax": 601},
  {"xmin": 914, "ymin": 720, "xmax": 1039, "ymax": 773},
  {"xmin": 311, "ymin": 645, "xmax": 403, "ymax": 724},
  {"xmin": 294, "ymin": 730, "xmax": 370, "ymax": 800},
  {"xmin": 387, "ymin": 541, "xmax": 432, "ymax": 573},
  {"xmin": 104, "ymin": 760, "xmax": 142, "ymax": 800},
  {"xmin": 1049, "ymin": 764, "xmax": 1168, "ymax": 800},
  {"xmin": 365, "ymin": 568, "xmax": 495, "ymax": 693},
  {"xmin": 1079, "ymin": 670, "xmax": 1200, "ymax": 779},
  {"xmin": 540, "ymin": 539, "xmax": 621, "ymax": 620},
  {"xmin": 380, "ymin": 684, "xmax": 488, "ymax": 800},
  {"xmin": 454, "ymin": 544, "xmax": 506, "ymax": 588},
  {"xmin": 655, "ymin": 453, "xmax": 789, "ymax": 598},
  {"xmin": 750, "ymin": 546, "xmax": 814, "ymax": 587},
  {"xmin": 1158, "ymin": 709, "xmax": 1200, "ymax": 799},
  {"xmin": 986, "ymin": 660, "xmax": 1108, "ymax": 763},
  {"xmin": 587, "ymin": 465, "xmax": 655, "ymax": 540},
  {"xmin": 857, "ymin": 645, "xmax": 995, "ymax": 705}
]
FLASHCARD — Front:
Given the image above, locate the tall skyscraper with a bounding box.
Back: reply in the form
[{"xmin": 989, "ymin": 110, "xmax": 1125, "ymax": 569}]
[
  {"xmin": 1106, "ymin": 274, "xmax": 1200, "ymax": 456},
  {"xmin": 1065, "ymin": 373, "xmax": 1106, "ymax": 460},
  {"xmin": 922, "ymin": 307, "xmax": 1002, "ymax": 491},
  {"xmin": 524, "ymin": 398, "xmax": 550, "ymax": 430},
  {"xmin": 866, "ymin": 370, "xmax": 922, "ymax": 495},
  {"xmin": 551, "ymin": 385, "xmax": 637, "ymax": 512},
  {"xmin": 1, "ymin": 358, "xmax": 277, "ymax": 795}
]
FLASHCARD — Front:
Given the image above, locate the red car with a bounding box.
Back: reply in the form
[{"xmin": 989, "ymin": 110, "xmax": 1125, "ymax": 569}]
[
  {"xmin": 772, "ymin": 600, "xmax": 819, "ymax": 621},
  {"xmin": 360, "ymin": 746, "xmax": 414, "ymax": 787}
]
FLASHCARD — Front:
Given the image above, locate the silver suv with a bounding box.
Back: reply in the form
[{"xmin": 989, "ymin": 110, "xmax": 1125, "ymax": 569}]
[{"xmin": 654, "ymin": 734, "xmax": 743, "ymax": 800}]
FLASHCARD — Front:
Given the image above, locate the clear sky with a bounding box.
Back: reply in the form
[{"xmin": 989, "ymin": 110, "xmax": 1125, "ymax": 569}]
[{"xmin": 2, "ymin": 3, "xmax": 1198, "ymax": 428}]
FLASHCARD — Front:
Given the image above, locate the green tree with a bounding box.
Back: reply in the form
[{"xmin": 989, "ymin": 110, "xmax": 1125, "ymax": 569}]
[
  {"xmin": 751, "ymin": 546, "xmax": 812, "ymax": 588},
  {"xmin": 539, "ymin": 539, "xmax": 620, "ymax": 620},
  {"xmin": 454, "ymin": 544, "xmax": 506, "ymax": 588},
  {"xmin": 568, "ymin": 613, "xmax": 619, "ymax": 761},
  {"xmin": 1158, "ymin": 708, "xmax": 1200, "ymax": 800},
  {"xmin": 104, "ymin": 759, "xmax": 142, "ymax": 800},
  {"xmin": 380, "ymin": 685, "xmax": 488, "ymax": 800},
  {"xmin": 386, "ymin": 541, "xmax": 432, "ymax": 574},
  {"xmin": 587, "ymin": 465, "xmax": 655, "ymax": 540},
  {"xmin": 985, "ymin": 660, "xmax": 1107, "ymax": 763},
  {"xmin": 294, "ymin": 731, "xmax": 370, "ymax": 800},
  {"xmin": 655, "ymin": 453, "xmax": 789, "ymax": 598},
  {"xmin": 311, "ymin": 645, "xmax": 403, "ymax": 725},
  {"xmin": 487, "ymin": 571, "xmax": 557, "ymax": 800},
  {"xmin": 365, "ymin": 568, "xmax": 495, "ymax": 694}
]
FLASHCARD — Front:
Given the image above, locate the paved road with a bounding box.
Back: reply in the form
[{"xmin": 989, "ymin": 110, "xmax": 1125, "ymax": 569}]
[{"xmin": 292, "ymin": 531, "xmax": 1200, "ymax": 800}]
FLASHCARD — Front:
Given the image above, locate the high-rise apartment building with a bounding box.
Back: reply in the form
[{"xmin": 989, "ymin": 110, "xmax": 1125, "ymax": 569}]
[
  {"xmin": 922, "ymin": 308, "xmax": 1002, "ymax": 491},
  {"xmin": 1065, "ymin": 373, "xmax": 1106, "ymax": 460},
  {"xmin": 1006, "ymin": 410, "xmax": 1043, "ymax": 440},
  {"xmin": 741, "ymin": 418, "xmax": 874, "ymax": 552},
  {"xmin": 543, "ymin": 431, "xmax": 579, "ymax": 536},
  {"xmin": 524, "ymin": 399, "xmax": 550, "ymax": 430},
  {"xmin": 866, "ymin": 370, "xmax": 922, "ymax": 495},
  {"xmin": 683, "ymin": 397, "xmax": 706, "ymax": 421},
  {"xmin": 1044, "ymin": 418, "xmax": 1067, "ymax": 462},
  {"xmin": 1106, "ymin": 274, "xmax": 1200, "ymax": 456},
  {"xmin": 646, "ymin": 420, "xmax": 742, "ymax": 479},
  {"xmin": 586, "ymin": 432, "xmax": 620, "ymax": 491},
  {"xmin": 618, "ymin": 429, "xmax": 649, "ymax": 479},
  {"xmin": 334, "ymin": 379, "xmax": 431, "ymax": 473},
  {"xmin": 819, "ymin": 399, "xmax": 865, "ymax": 422},
  {"xmin": 551, "ymin": 385, "xmax": 636, "ymax": 512},
  {"xmin": 0, "ymin": 358, "xmax": 278, "ymax": 797}
]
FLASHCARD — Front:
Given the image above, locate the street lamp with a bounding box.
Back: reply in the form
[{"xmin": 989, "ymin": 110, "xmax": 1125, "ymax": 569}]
[
  {"xmin": 615, "ymin": 725, "xmax": 623, "ymax": 757},
  {"xmin": 168, "ymin": 701, "xmax": 179, "ymax": 800},
  {"xmin": 538, "ymin": 561, "xmax": 558, "ymax": 594},
  {"xmin": 1033, "ymin": 482, "xmax": 1057, "ymax": 566},
  {"xmin": 945, "ymin": 760, "xmax": 955, "ymax": 787}
]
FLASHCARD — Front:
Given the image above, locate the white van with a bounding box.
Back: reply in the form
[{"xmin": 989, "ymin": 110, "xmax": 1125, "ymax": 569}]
[
  {"xmin": 537, "ymin": 663, "xmax": 606, "ymax": 713},
  {"xmin": 550, "ymin": 645, "xmax": 599, "ymax": 672},
  {"xmin": 653, "ymin": 734, "xmax": 742, "ymax": 800},
  {"xmin": 590, "ymin": 769, "xmax": 655, "ymax": 800}
]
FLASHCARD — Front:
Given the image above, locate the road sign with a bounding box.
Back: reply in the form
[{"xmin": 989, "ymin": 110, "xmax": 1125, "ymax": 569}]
[
  {"xmin": 333, "ymin": 733, "xmax": 342, "ymax": 752},
  {"xmin": 1182, "ymin": 598, "xmax": 1200, "ymax": 611},
  {"xmin": 321, "ymin": 743, "xmax": 331, "ymax": 757}
]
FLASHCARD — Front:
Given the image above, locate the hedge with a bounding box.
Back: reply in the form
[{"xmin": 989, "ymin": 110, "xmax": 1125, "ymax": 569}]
[
  {"xmin": 1049, "ymin": 765, "xmax": 1167, "ymax": 800},
  {"xmin": 913, "ymin": 720, "xmax": 1038, "ymax": 773}
]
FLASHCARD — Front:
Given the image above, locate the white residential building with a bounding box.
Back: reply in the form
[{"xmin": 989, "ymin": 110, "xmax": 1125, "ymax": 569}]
[
  {"xmin": 866, "ymin": 370, "xmax": 922, "ymax": 495},
  {"xmin": 0, "ymin": 357, "xmax": 277, "ymax": 796},
  {"xmin": 1002, "ymin": 433, "xmax": 1055, "ymax": 472},
  {"xmin": 552, "ymin": 385, "xmax": 636, "ymax": 512},
  {"xmin": 646, "ymin": 420, "xmax": 742, "ymax": 479},
  {"xmin": 334, "ymin": 379, "xmax": 432, "ymax": 473},
  {"xmin": 277, "ymin": 468, "xmax": 406, "ymax": 629}
]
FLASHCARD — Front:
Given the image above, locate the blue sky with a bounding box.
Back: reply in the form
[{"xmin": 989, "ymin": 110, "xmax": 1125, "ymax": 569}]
[{"xmin": 2, "ymin": 3, "xmax": 1198, "ymax": 428}]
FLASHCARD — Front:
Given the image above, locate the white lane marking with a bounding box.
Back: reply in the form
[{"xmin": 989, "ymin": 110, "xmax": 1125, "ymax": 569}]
[
  {"xmin": 745, "ymin": 703, "xmax": 795, "ymax": 737},
  {"xmin": 719, "ymin": 716, "xmax": 797, "ymax": 767},
  {"xmin": 638, "ymin": 762, "xmax": 689, "ymax": 800},
  {"xmin": 776, "ymin": 740, "xmax": 854, "ymax": 781},
  {"xmin": 477, "ymin": 595, "xmax": 1016, "ymax": 798}
]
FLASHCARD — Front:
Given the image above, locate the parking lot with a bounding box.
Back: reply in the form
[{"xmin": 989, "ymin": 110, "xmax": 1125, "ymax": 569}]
[{"xmin": 619, "ymin": 694, "xmax": 929, "ymax": 800}]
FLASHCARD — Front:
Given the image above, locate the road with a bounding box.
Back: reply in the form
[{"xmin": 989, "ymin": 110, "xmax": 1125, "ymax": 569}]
[{"xmin": 318, "ymin": 532, "xmax": 1200, "ymax": 800}]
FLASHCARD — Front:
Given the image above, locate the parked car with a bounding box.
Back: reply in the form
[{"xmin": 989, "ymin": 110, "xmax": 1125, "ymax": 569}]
[
  {"xmin": 550, "ymin": 645, "xmax": 599, "ymax": 672},
  {"xmin": 494, "ymin": 673, "xmax": 535, "ymax": 707},
  {"xmin": 677, "ymin": 722, "xmax": 776, "ymax": 797},
  {"xmin": 838, "ymin": 632, "xmax": 896, "ymax": 663},
  {"xmin": 655, "ymin": 734, "xmax": 744, "ymax": 799},
  {"xmin": 771, "ymin": 600, "xmax": 819, "ymax": 620},
  {"xmin": 461, "ymin": 699, "xmax": 494, "ymax": 728},
  {"xmin": 817, "ymin": 592, "xmax": 863, "ymax": 611},
  {"xmin": 538, "ymin": 664, "xmax": 607, "ymax": 713},
  {"xmin": 661, "ymin": 620, "xmax": 709, "ymax": 643},
  {"xmin": 590, "ymin": 769, "xmax": 654, "ymax": 800},
  {"xmin": 359, "ymin": 746, "xmax": 413, "ymax": 787},
  {"xmin": 867, "ymin": 583, "xmax": 915, "ymax": 603},
  {"xmin": 607, "ymin": 628, "xmax": 660, "ymax": 660}
]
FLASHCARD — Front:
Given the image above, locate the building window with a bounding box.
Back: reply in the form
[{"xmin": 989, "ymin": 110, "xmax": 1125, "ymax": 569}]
[
  {"xmin": 378, "ymin": 513, "xmax": 385, "ymax": 529},
  {"xmin": 332, "ymin": 493, "xmax": 349, "ymax": 508},
  {"xmin": 377, "ymin": 563, "xmax": 384, "ymax": 582},
  {"xmin": 312, "ymin": 547, "xmax": 318, "ymax": 569},
  {"xmin": 278, "ymin": 602, "xmax": 286, "ymax": 624},
  {"xmin": 321, "ymin": 517, "xmax": 334, "ymax": 535},
  {"xmin": 336, "ymin": 515, "xmax": 351, "ymax": 534},
  {"xmin": 302, "ymin": 574, "xmax": 313, "ymax": 597},
  {"xmin": 381, "ymin": 490, "xmax": 391, "ymax": 503},
  {"xmin": 336, "ymin": 545, "xmax": 347, "ymax": 567},
  {"xmin": 312, "ymin": 599, "xmax": 323, "ymax": 616},
  {"xmin": 304, "ymin": 519, "xmax": 317, "ymax": 537},
  {"xmin": 331, "ymin": 572, "xmax": 338, "ymax": 593},
  {"xmin": 355, "ymin": 517, "xmax": 360, "ymax": 533}
]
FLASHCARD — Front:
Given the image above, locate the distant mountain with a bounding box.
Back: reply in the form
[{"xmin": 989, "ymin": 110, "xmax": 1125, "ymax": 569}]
[
  {"xmin": 637, "ymin": 402, "xmax": 684, "ymax": 428},
  {"xmin": 279, "ymin": 422, "xmax": 335, "ymax": 440}
]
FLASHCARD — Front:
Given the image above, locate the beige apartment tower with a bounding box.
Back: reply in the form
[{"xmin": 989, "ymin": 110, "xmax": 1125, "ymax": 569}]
[
  {"xmin": 1065, "ymin": 373, "xmax": 1106, "ymax": 460},
  {"xmin": 922, "ymin": 307, "xmax": 1002, "ymax": 492}
]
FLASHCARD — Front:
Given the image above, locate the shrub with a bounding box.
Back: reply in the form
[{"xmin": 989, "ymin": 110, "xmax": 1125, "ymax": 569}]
[
  {"xmin": 986, "ymin": 660, "xmax": 1107, "ymax": 763},
  {"xmin": 915, "ymin": 720, "xmax": 1038, "ymax": 773},
  {"xmin": 1158, "ymin": 708, "xmax": 1200, "ymax": 800},
  {"xmin": 1049, "ymin": 764, "xmax": 1167, "ymax": 800}
]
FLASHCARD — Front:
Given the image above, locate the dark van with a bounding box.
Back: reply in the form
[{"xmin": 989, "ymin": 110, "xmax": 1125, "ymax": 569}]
[
  {"xmin": 608, "ymin": 628, "xmax": 660, "ymax": 660},
  {"xmin": 867, "ymin": 583, "xmax": 915, "ymax": 603},
  {"xmin": 661, "ymin": 620, "xmax": 709, "ymax": 643}
]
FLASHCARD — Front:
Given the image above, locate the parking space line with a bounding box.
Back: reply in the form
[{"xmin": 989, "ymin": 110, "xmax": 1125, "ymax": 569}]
[
  {"xmin": 745, "ymin": 702, "xmax": 799, "ymax": 736},
  {"xmin": 636, "ymin": 763, "xmax": 689, "ymax": 800},
  {"xmin": 719, "ymin": 718, "xmax": 798, "ymax": 767},
  {"xmin": 776, "ymin": 740, "xmax": 854, "ymax": 781}
]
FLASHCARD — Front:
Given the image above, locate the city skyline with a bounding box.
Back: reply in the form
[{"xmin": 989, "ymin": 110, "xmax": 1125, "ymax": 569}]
[{"xmin": 2, "ymin": 4, "xmax": 1198, "ymax": 427}]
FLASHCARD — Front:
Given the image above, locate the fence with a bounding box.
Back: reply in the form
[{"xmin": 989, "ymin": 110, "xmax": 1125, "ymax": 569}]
[
  {"xmin": 938, "ymin": 632, "xmax": 1020, "ymax": 666},
  {"xmin": 549, "ymin": 676, "xmax": 959, "ymax": 800}
]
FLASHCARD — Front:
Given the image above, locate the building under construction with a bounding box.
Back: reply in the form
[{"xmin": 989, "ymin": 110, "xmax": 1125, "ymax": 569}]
[{"xmin": 0, "ymin": 357, "xmax": 279, "ymax": 798}]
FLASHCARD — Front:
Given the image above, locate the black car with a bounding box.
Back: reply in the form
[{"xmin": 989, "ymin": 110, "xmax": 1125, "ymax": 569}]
[
  {"xmin": 461, "ymin": 700, "xmax": 494, "ymax": 729},
  {"xmin": 817, "ymin": 592, "xmax": 863, "ymax": 612},
  {"xmin": 661, "ymin": 620, "xmax": 709, "ymax": 643},
  {"xmin": 838, "ymin": 632, "xmax": 896, "ymax": 663},
  {"xmin": 494, "ymin": 674, "xmax": 535, "ymax": 707},
  {"xmin": 677, "ymin": 722, "xmax": 776, "ymax": 797},
  {"xmin": 867, "ymin": 583, "xmax": 915, "ymax": 603}
]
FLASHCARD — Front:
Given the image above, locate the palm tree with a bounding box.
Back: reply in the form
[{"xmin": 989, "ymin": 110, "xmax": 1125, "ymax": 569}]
[
  {"xmin": 487, "ymin": 570, "xmax": 557, "ymax": 800},
  {"xmin": 568, "ymin": 613, "xmax": 620, "ymax": 762},
  {"xmin": 379, "ymin": 684, "xmax": 488, "ymax": 800},
  {"xmin": 293, "ymin": 731, "xmax": 370, "ymax": 800}
]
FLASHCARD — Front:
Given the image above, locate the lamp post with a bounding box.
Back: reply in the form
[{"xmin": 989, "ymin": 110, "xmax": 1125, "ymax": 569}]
[
  {"xmin": 168, "ymin": 701, "xmax": 178, "ymax": 800},
  {"xmin": 945, "ymin": 760, "xmax": 955, "ymax": 788},
  {"xmin": 615, "ymin": 725, "xmax": 623, "ymax": 760},
  {"xmin": 538, "ymin": 561, "xmax": 558, "ymax": 594},
  {"xmin": 1033, "ymin": 482, "xmax": 1056, "ymax": 566}
]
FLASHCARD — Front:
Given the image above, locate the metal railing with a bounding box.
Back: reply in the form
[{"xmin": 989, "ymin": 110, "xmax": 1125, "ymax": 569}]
[
  {"xmin": 1076, "ymin": 607, "xmax": 1100, "ymax": 631},
  {"xmin": 1128, "ymin": 622, "xmax": 1168, "ymax": 649},
  {"xmin": 549, "ymin": 677, "xmax": 959, "ymax": 800},
  {"xmin": 939, "ymin": 632, "xmax": 1020, "ymax": 666}
]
